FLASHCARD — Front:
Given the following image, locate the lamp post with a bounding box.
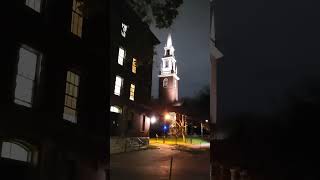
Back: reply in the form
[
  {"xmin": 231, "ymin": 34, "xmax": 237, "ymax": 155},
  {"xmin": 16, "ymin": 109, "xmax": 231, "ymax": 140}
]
[{"xmin": 149, "ymin": 116, "xmax": 157, "ymax": 137}]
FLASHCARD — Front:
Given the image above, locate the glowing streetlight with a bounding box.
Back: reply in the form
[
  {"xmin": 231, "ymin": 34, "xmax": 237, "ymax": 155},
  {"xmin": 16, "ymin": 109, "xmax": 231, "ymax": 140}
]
[
  {"xmin": 151, "ymin": 116, "xmax": 157, "ymax": 124},
  {"xmin": 164, "ymin": 113, "xmax": 171, "ymax": 120},
  {"xmin": 205, "ymin": 119, "xmax": 209, "ymax": 123}
]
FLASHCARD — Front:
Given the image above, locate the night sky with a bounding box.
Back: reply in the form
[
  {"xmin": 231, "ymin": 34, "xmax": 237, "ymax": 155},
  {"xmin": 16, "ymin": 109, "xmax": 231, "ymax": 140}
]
[
  {"xmin": 150, "ymin": 0, "xmax": 210, "ymax": 99},
  {"xmin": 214, "ymin": 0, "xmax": 320, "ymax": 117}
]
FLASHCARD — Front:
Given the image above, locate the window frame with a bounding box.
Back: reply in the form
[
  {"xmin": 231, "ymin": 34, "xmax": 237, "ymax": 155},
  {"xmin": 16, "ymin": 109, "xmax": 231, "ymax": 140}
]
[
  {"xmin": 14, "ymin": 46, "xmax": 42, "ymax": 108},
  {"xmin": 1, "ymin": 141, "xmax": 32, "ymax": 163},
  {"xmin": 118, "ymin": 47, "xmax": 125, "ymax": 66},
  {"xmin": 132, "ymin": 58, "xmax": 137, "ymax": 73},
  {"xmin": 129, "ymin": 84, "xmax": 135, "ymax": 101},
  {"xmin": 25, "ymin": 0, "xmax": 42, "ymax": 13},
  {"xmin": 114, "ymin": 76, "xmax": 123, "ymax": 96},
  {"xmin": 63, "ymin": 71, "xmax": 80, "ymax": 123},
  {"xmin": 110, "ymin": 106, "xmax": 122, "ymax": 114},
  {"xmin": 70, "ymin": 0, "xmax": 84, "ymax": 38}
]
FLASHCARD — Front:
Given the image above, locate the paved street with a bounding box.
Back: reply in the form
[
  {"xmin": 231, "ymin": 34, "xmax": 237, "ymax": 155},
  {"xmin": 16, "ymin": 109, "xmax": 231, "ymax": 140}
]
[{"xmin": 110, "ymin": 144, "xmax": 210, "ymax": 180}]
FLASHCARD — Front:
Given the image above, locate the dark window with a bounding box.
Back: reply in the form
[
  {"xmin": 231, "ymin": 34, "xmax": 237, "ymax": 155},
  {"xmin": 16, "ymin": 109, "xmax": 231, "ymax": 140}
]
[
  {"xmin": 142, "ymin": 115, "xmax": 146, "ymax": 131},
  {"xmin": 128, "ymin": 112, "xmax": 134, "ymax": 129}
]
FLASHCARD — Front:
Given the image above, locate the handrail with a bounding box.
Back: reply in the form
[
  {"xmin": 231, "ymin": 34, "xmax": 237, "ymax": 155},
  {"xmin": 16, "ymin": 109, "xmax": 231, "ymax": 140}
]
[{"xmin": 136, "ymin": 137, "xmax": 145, "ymax": 145}]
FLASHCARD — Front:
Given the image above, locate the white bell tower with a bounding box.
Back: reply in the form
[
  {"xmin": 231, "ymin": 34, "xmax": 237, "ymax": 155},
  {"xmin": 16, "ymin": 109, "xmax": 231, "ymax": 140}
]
[{"xmin": 158, "ymin": 34, "xmax": 180, "ymax": 104}]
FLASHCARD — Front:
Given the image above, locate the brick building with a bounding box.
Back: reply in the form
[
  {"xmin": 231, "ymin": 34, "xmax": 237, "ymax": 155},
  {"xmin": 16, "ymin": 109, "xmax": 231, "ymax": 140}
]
[
  {"xmin": 109, "ymin": 1, "xmax": 160, "ymax": 140},
  {"xmin": 0, "ymin": 0, "xmax": 108, "ymax": 179}
]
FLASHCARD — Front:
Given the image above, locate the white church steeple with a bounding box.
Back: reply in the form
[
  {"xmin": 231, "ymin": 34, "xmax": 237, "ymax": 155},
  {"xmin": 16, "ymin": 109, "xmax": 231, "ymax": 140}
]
[
  {"xmin": 160, "ymin": 33, "xmax": 178, "ymax": 76},
  {"xmin": 164, "ymin": 33, "xmax": 175, "ymax": 57},
  {"xmin": 158, "ymin": 33, "xmax": 180, "ymax": 104}
]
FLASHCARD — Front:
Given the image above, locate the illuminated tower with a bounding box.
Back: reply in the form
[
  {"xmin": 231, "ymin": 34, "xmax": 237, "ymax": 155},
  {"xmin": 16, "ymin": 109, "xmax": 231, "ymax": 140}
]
[{"xmin": 158, "ymin": 33, "xmax": 180, "ymax": 104}]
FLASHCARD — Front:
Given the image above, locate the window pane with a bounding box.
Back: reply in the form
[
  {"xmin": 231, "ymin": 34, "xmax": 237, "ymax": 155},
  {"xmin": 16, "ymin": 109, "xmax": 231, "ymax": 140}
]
[
  {"xmin": 74, "ymin": 86, "xmax": 78, "ymax": 97},
  {"xmin": 74, "ymin": 74, "xmax": 79, "ymax": 85},
  {"xmin": 35, "ymin": 0, "xmax": 41, "ymax": 12},
  {"xmin": 70, "ymin": 72, "xmax": 75, "ymax": 84},
  {"xmin": 66, "ymin": 83, "xmax": 70, "ymax": 94},
  {"xmin": 78, "ymin": 17, "xmax": 83, "ymax": 37},
  {"xmin": 18, "ymin": 48, "xmax": 37, "ymax": 80},
  {"xmin": 1, "ymin": 142, "xmax": 29, "ymax": 162},
  {"xmin": 114, "ymin": 76, "xmax": 123, "ymax": 96},
  {"xmin": 71, "ymin": 97, "xmax": 77, "ymax": 109},
  {"xmin": 11, "ymin": 143, "xmax": 28, "ymax": 162},
  {"xmin": 132, "ymin": 58, "xmax": 137, "ymax": 73},
  {"xmin": 114, "ymin": 86, "xmax": 121, "ymax": 96},
  {"xmin": 65, "ymin": 95, "xmax": 72, "ymax": 107},
  {"xmin": 26, "ymin": 0, "xmax": 41, "ymax": 13},
  {"xmin": 118, "ymin": 48, "xmax": 125, "ymax": 65},
  {"xmin": 15, "ymin": 75, "xmax": 33, "ymax": 104},
  {"xmin": 63, "ymin": 107, "xmax": 77, "ymax": 123},
  {"xmin": 1, "ymin": 142, "xmax": 11, "ymax": 159},
  {"xmin": 110, "ymin": 106, "xmax": 122, "ymax": 113},
  {"xmin": 69, "ymin": 84, "xmax": 74, "ymax": 96},
  {"xmin": 130, "ymin": 84, "xmax": 135, "ymax": 101}
]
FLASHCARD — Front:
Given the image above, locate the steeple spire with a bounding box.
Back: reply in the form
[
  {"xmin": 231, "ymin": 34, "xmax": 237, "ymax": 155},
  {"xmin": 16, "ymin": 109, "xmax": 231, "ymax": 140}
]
[
  {"xmin": 164, "ymin": 33, "xmax": 175, "ymax": 57},
  {"xmin": 166, "ymin": 33, "xmax": 173, "ymax": 48}
]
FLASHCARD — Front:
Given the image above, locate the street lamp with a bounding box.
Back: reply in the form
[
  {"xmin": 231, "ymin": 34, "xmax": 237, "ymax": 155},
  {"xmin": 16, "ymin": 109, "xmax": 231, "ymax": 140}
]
[
  {"xmin": 164, "ymin": 113, "xmax": 171, "ymax": 121},
  {"xmin": 151, "ymin": 116, "xmax": 157, "ymax": 124}
]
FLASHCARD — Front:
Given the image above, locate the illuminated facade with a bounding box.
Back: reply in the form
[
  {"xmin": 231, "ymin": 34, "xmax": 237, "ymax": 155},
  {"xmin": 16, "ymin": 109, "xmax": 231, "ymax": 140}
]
[
  {"xmin": 158, "ymin": 34, "xmax": 180, "ymax": 105},
  {"xmin": 110, "ymin": 1, "xmax": 160, "ymax": 139}
]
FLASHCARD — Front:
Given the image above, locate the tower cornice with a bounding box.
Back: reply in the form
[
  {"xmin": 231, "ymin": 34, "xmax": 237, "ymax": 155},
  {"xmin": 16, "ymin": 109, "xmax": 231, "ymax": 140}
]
[{"xmin": 158, "ymin": 73, "xmax": 180, "ymax": 80}]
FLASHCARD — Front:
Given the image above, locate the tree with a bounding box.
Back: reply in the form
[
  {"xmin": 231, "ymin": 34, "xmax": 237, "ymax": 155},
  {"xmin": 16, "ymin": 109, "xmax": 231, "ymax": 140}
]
[
  {"xmin": 127, "ymin": 0, "xmax": 183, "ymax": 29},
  {"xmin": 77, "ymin": 0, "xmax": 183, "ymax": 29},
  {"xmin": 168, "ymin": 113, "xmax": 188, "ymax": 142}
]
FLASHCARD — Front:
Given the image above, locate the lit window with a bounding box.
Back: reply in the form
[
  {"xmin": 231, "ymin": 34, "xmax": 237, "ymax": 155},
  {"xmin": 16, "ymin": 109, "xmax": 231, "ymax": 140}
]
[
  {"xmin": 14, "ymin": 46, "xmax": 41, "ymax": 107},
  {"xmin": 25, "ymin": 0, "xmax": 42, "ymax": 12},
  {"xmin": 110, "ymin": 106, "xmax": 122, "ymax": 114},
  {"xmin": 163, "ymin": 78, "xmax": 168, "ymax": 88},
  {"xmin": 129, "ymin": 84, "xmax": 135, "ymax": 101},
  {"xmin": 121, "ymin": 23, "xmax": 128, "ymax": 37},
  {"xmin": 1, "ymin": 142, "xmax": 31, "ymax": 162},
  {"xmin": 114, "ymin": 76, "xmax": 123, "ymax": 96},
  {"xmin": 63, "ymin": 71, "xmax": 80, "ymax": 123},
  {"xmin": 132, "ymin": 58, "xmax": 137, "ymax": 73},
  {"xmin": 118, "ymin": 48, "xmax": 125, "ymax": 65},
  {"xmin": 71, "ymin": 0, "xmax": 83, "ymax": 37}
]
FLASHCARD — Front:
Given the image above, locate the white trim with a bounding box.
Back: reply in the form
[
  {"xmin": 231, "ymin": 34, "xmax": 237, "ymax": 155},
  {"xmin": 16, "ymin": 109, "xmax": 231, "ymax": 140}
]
[{"xmin": 158, "ymin": 74, "xmax": 180, "ymax": 80}]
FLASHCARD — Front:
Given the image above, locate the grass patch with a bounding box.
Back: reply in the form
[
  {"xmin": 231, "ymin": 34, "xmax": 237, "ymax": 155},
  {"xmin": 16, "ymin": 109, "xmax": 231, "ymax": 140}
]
[{"xmin": 150, "ymin": 137, "xmax": 209, "ymax": 146}]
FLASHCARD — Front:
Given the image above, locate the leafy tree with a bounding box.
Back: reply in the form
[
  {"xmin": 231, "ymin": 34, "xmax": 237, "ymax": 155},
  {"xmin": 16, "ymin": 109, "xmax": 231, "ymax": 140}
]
[
  {"xmin": 77, "ymin": 0, "xmax": 183, "ymax": 29},
  {"xmin": 127, "ymin": 0, "xmax": 183, "ymax": 28}
]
